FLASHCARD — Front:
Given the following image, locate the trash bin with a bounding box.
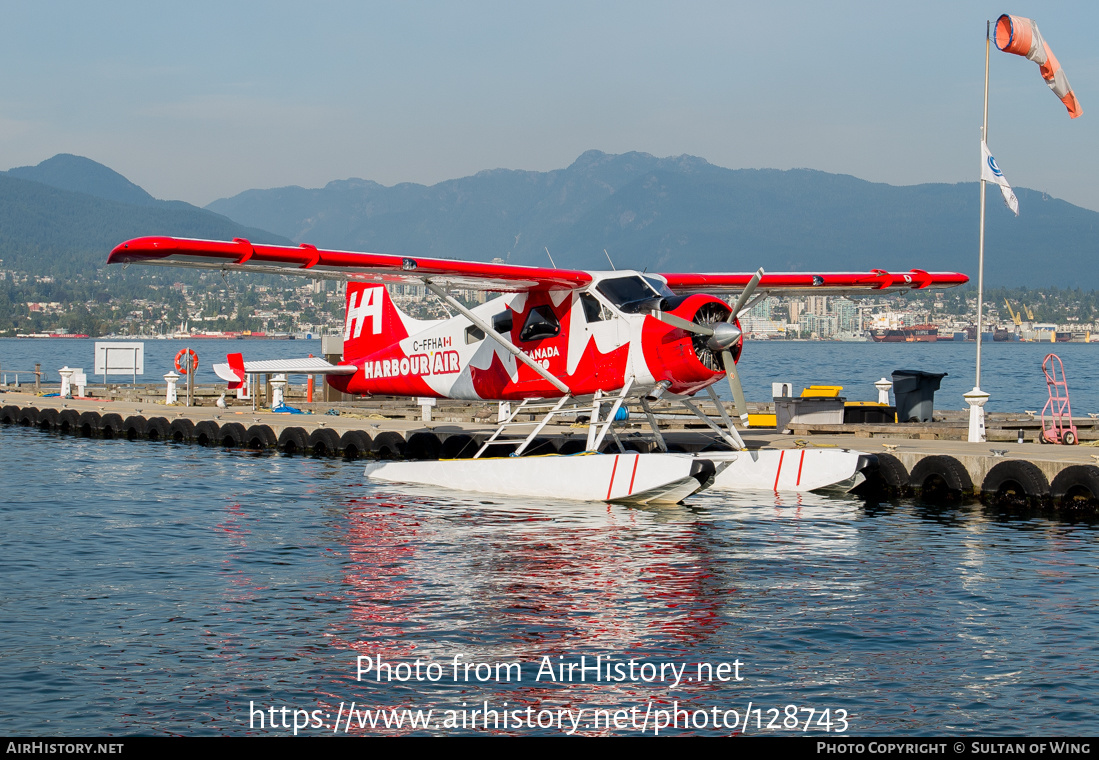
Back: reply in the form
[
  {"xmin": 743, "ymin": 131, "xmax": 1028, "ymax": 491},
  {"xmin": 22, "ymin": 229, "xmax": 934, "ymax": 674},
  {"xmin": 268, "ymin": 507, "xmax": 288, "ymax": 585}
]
[{"xmin": 890, "ymin": 370, "xmax": 947, "ymax": 422}]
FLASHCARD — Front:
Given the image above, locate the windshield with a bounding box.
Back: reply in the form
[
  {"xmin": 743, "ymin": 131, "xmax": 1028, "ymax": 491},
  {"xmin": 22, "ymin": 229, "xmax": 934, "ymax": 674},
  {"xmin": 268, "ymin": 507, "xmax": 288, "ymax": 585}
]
[
  {"xmin": 596, "ymin": 276, "xmax": 659, "ymax": 311},
  {"xmin": 644, "ymin": 276, "xmax": 675, "ymax": 298}
]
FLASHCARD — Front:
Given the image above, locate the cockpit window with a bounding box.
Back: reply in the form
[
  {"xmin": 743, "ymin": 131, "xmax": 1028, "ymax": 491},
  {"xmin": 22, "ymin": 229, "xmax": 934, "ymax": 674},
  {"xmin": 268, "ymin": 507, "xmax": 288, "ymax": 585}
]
[
  {"xmin": 492, "ymin": 311, "xmax": 513, "ymax": 335},
  {"xmin": 579, "ymin": 293, "xmax": 604, "ymax": 322},
  {"xmin": 596, "ymin": 276, "xmax": 663, "ymax": 314},
  {"xmin": 465, "ymin": 324, "xmax": 485, "ymax": 344},
  {"xmin": 644, "ymin": 276, "xmax": 675, "ymax": 298},
  {"xmin": 519, "ymin": 305, "xmax": 560, "ymax": 342}
]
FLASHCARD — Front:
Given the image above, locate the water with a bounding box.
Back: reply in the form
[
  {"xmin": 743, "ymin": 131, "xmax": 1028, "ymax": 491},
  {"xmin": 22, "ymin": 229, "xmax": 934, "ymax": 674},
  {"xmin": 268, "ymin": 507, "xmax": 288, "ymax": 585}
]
[
  {"xmin": 4, "ymin": 337, "xmax": 1098, "ymax": 414},
  {"xmin": 3, "ymin": 426, "xmax": 1099, "ymax": 736}
]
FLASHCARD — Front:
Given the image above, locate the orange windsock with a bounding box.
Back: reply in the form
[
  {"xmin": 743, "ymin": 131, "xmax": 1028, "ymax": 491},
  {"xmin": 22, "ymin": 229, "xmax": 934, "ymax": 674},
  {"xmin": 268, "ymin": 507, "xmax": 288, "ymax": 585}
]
[{"xmin": 995, "ymin": 14, "xmax": 1081, "ymax": 118}]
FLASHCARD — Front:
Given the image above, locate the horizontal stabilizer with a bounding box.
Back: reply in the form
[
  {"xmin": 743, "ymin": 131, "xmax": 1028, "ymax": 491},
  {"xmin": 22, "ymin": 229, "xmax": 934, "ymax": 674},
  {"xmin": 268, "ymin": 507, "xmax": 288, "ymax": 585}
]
[{"xmin": 213, "ymin": 356, "xmax": 357, "ymax": 382}]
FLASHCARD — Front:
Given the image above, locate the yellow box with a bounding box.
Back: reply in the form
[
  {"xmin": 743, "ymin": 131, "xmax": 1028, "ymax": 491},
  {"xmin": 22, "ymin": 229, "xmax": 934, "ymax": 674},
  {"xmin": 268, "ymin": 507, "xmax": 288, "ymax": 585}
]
[
  {"xmin": 748, "ymin": 414, "xmax": 778, "ymax": 428},
  {"xmin": 800, "ymin": 385, "xmax": 843, "ymax": 398}
]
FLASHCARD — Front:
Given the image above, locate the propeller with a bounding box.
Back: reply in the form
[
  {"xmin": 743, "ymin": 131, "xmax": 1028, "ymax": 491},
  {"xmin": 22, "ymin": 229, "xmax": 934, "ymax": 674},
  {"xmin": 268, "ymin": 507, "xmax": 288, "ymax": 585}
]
[{"xmin": 650, "ymin": 267, "xmax": 764, "ymax": 425}]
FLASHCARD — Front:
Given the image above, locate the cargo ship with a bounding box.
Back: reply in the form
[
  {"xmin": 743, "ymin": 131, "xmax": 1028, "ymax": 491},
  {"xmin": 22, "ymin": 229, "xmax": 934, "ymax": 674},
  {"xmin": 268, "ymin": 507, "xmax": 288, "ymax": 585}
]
[{"xmin": 870, "ymin": 324, "xmax": 939, "ymax": 342}]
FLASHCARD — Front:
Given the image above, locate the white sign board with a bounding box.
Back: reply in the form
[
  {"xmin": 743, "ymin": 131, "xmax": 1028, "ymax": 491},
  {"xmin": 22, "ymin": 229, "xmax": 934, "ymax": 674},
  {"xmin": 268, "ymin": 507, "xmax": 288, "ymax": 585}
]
[{"xmin": 94, "ymin": 342, "xmax": 145, "ymax": 381}]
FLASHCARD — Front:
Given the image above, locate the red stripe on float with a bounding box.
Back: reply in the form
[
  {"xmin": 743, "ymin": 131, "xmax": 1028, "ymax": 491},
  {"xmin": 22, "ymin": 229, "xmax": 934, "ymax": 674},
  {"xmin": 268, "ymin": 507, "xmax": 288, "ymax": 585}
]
[
  {"xmin": 796, "ymin": 450, "xmax": 805, "ymax": 487},
  {"xmin": 774, "ymin": 449, "xmax": 785, "ymax": 492},
  {"xmin": 606, "ymin": 455, "xmax": 620, "ymax": 500},
  {"xmin": 628, "ymin": 455, "xmax": 640, "ymax": 494}
]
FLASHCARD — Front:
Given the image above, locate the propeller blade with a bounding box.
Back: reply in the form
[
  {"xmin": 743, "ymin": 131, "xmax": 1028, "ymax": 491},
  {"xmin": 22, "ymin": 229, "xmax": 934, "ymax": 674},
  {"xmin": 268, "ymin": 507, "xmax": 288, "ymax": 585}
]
[
  {"xmin": 729, "ymin": 267, "xmax": 765, "ymax": 321},
  {"xmin": 722, "ymin": 349, "xmax": 750, "ymax": 424},
  {"xmin": 651, "ymin": 310, "xmax": 714, "ymax": 336}
]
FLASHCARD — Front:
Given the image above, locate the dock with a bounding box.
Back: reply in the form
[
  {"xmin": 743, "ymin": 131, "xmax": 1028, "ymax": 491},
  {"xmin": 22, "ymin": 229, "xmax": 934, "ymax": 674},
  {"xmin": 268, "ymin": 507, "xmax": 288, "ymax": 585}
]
[{"xmin": 4, "ymin": 387, "xmax": 1099, "ymax": 511}]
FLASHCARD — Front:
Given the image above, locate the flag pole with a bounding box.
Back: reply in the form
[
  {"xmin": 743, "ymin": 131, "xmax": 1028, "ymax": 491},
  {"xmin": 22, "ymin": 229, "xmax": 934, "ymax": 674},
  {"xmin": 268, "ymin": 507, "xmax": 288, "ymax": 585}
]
[
  {"xmin": 976, "ymin": 20, "xmax": 989, "ymax": 387},
  {"xmin": 966, "ymin": 21, "xmax": 992, "ymax": 443}
]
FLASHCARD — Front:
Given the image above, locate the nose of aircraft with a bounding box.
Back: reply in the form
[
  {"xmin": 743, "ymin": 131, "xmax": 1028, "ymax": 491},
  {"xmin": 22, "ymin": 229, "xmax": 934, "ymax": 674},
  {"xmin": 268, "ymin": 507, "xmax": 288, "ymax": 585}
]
[{"xmin": 706, "ymin": 321, "xmax": 742, "ymax": 351}]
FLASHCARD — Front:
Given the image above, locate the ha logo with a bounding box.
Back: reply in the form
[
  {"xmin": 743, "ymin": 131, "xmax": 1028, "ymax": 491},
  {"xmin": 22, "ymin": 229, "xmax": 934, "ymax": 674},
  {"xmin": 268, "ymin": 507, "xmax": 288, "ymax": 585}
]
[{"xmin": 344, "ymin": 287, "xmax": 384, "ymax": 339}]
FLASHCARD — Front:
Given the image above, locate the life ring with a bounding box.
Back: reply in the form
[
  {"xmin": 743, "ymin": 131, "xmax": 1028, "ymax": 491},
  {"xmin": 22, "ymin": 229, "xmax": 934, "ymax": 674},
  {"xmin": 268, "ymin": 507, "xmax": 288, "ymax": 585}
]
[{"xmin": 175, "ymin": 348, "xmax": 198, "ymax": 374}]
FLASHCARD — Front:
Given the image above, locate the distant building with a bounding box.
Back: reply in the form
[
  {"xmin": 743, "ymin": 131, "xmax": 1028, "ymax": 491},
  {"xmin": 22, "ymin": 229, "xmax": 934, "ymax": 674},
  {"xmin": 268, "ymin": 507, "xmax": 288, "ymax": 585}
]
[
  {"xmin": 834, "ymin": 298, "xmax": 857, "ymax": 332},
  {"xmin": 799, "ymin": 312, "xmax": 837, "ymax": 339}
]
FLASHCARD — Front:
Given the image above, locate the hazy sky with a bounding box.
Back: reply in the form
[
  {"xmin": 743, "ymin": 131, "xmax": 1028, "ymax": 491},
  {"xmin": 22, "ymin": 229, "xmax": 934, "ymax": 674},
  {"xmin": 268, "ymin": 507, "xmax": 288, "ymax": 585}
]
[{"xmin": 1, "ymin": 1, "xmax": 1096, "ymax": 211}]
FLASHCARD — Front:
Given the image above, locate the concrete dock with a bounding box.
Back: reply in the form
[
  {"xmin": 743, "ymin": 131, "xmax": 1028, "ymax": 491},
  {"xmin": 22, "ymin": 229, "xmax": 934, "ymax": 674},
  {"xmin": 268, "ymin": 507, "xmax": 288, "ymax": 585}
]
[{"xmin": 4, "ymin": 387, "xmax": 1099, "ymax": 511}]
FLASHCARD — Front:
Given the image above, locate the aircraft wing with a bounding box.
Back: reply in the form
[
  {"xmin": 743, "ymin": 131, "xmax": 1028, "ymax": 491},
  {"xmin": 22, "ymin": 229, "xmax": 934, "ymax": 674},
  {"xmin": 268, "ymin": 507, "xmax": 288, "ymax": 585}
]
[
  {"xmin": 660, "ymin": 270, "xmax": 969, "ymax": 295},
  {"xmin": 109, "ymin": 236, "xmax": 592, "ymax": 293},
  {"xmin": 212, "ymin": 356, "xmax": 358, "ymax": 382}
]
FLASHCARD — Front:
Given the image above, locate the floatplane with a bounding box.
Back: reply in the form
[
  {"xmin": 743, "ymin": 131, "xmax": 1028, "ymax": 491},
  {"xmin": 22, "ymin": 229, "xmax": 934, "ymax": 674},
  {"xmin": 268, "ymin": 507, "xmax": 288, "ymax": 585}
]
[{"xmin": 109, "ymin": 236, "xmax": 967, "ymax": 504}]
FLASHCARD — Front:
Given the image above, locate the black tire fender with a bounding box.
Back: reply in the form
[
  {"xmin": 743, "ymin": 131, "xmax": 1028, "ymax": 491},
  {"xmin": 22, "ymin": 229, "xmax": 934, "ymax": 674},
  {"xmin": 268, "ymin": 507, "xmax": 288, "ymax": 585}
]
[
  {"xmin": 77, "ymin": 411, "xmax": 102, "ymax": 436},
  {"xmin": 277, "ymin": 426, "xmax": 309, "ymax": 454},
  {"xmin": 338, "ymin": 430, "xmax": 373, "ymax": 460},
  {"xmin": 245, "ymin": 424, "xmax": 277, "ymax": 449},
  {"xmin": 372, "ymin": 431, "xmax": 406, "ymax": 460},
  {"xmin": 307, "ymin": 427, "xmax": 341, "ymax": 457},
  {"xmin": 875, "ymin": 453, "xmax": 911, "ymax": 492},
  {"xmin": 522, "ymin": 437, "xmax": 559, "ymax": 456},
  {"xmin": 982, "ymin": 460, "xmax": 1050, "ymax": 508},
  {"xmin": 122, "ymin": 416, "xmax": 147, "ymax": 441},
  {"xmin": 144, "ymin": 417, "xmax": 171, "ymax": 441},
  {"xmin": 1050, "ymin": 465, "xmax": 1099, "ymax": 511},
  {"xmin": 910, "ymin": 455, "xmax": 973, "ymax": 502},
  {"xmin": 405, "ymin": 432, "xmax": 442, "ymax": 460},
  {"xmin": 99, "ymin": 413, "xmax": 124, "ymax": 439},
  {"xmin": 169, "ymin": 418, "xmax": 195, "ymax": 442},
  {"xmin": 440, "ymin": 434, "xmax": 478, "ymax": 459},
  {"xmin": 36, "ymin": 408, "xmax": 59, "ymax": 430},
  {"xmin": 218, "ymin": 422, "xmax": 247, "ymax": 447},
  {"xmin": 17, "ymin": 407, "xmax": 39, "ymax": 427},
  {"xmin": 193, "ymin": 420, "xmax": 221, "ymax": 446},
  {"xmin": 557, "ymin": 438, "xmax": 588, "ymax": 455},
  {"xmin": 58, "ymin": 409, "xmax": 80, "ymax": 434},
  {"xmin": 0, "ymin": 405, "xmax": 20, "ymax": 424}
]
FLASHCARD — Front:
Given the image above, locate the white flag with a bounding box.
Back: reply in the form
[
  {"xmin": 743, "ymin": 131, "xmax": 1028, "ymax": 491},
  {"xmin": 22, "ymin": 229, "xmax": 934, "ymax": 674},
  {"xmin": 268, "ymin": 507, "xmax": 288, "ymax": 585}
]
[{"xmin": 981, "ymin": 140, "xmax": 1019, "ymax": 216}]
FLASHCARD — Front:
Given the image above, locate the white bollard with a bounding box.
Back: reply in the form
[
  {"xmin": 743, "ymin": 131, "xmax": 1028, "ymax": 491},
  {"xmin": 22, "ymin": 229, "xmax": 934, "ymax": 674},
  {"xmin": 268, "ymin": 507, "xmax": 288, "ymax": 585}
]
[
  {"xmin": 271, "ymin": 374, "xmax": 287, "ymax": 409},
  {"xmin": 874, "ymin": 377, "xmax": 893, "ymax": 405},
  {"xmin": 58, "ymin": 366, "xmax": 74, "ymax": 397},
  {"xmin": 964, "ymin": 387, "xmax": 990, "ymax": 443},
  {"xmin": 418, "ymin": 396, "xmax": 436, "ymax": 422},
  {"xmin": 164, "ymin": 371, "xmax": 180, "ymax": 404}
]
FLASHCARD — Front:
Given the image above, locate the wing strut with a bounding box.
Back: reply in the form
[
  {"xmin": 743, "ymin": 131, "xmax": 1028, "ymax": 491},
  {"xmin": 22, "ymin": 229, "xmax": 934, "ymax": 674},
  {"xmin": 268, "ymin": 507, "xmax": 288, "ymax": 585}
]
[{"xmin": 422, "ymin": 279, "xmax": 571, "ymax": 396}]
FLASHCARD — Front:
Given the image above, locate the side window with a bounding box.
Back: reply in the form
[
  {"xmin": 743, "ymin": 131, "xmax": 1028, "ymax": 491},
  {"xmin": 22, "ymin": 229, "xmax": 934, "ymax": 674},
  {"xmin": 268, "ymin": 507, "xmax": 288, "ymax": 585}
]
[
  {"xmin": 580, "ymin": 293, "xmax": 604, "ymax": 322},
  {"xmin": 519, "ymin": 305, "xmax": 560, "ymax": 342},
  {"xmin": 465, "ymin": 324, "xmax": 485, "ymax": 344},
  {"xmin": 492, "ymin": 311, "xmax": 513, "ymax": 335}
]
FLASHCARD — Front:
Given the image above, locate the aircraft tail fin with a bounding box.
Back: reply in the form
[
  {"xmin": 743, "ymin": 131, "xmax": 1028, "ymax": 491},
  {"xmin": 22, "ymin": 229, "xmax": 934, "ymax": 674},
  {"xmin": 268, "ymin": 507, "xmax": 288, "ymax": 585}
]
[
  {"xmin": 225, "ymin": 352, "xmax": 246, "ymax": 389},
  {"xmin": 342, "ymin": 282, "xmax": 411, "ymax": 361}
]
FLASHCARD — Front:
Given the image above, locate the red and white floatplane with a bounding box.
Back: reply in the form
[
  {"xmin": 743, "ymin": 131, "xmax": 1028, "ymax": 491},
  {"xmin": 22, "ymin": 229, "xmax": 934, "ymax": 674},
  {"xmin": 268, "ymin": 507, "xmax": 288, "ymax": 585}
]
[{"xmin": 109, "ymin": 236, "xmax": 966, "ymax": 504}]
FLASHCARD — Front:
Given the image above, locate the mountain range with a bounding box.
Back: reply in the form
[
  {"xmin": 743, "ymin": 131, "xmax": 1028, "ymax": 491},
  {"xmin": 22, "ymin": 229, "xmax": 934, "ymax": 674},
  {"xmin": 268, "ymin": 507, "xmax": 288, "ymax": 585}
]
[
  {"xmin": 0, "ymin": 154, "xmax": 289, "ymax": 277},
  {"xmin": 4, "ymin": 150, "xmax": 1098, "ymax": 288},
  {"xmin": 206, "ymin": 150, "xmax": 1099, "ymax": 288}
]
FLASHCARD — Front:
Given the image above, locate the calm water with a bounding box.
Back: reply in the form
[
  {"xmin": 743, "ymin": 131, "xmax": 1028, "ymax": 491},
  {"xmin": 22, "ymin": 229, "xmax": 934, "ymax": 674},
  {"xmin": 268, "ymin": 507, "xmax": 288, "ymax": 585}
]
[
  {"xmin": 3, "ymin": 337, "xmax": 1098, "ymax": 414},
  {"xmin": 2, "ymin": 426, "xmax": 1098, "ymax": 736}
]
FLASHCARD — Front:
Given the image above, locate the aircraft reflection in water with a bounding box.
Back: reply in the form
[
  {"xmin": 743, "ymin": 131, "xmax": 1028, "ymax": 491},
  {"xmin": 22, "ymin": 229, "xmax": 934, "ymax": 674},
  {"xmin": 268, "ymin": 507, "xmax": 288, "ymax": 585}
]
[{"xmin": 304, "ymin": 485, "xmax": 868, "ymax": 735}]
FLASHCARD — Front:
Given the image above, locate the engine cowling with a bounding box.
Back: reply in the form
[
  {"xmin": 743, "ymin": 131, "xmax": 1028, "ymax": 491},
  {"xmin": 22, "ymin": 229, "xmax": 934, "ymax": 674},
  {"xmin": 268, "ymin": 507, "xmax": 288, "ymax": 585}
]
[{"xmin": 640, "ymin": 294, "xmax": 742, "ymax": 394}]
